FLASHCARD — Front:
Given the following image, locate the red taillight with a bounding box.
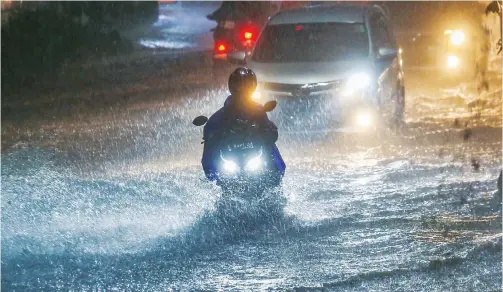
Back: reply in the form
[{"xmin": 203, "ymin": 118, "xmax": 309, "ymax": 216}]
[
  {"xmin": 296, "ymin": 25, "xmax": 303, "ymax": 31},
  {"xmin": 215, "ymin": 41, "xmax": 228, "ymax": 53},
  {"xmin": 239, "ymin": 25, "xmax": 258, "ymax": 42}
]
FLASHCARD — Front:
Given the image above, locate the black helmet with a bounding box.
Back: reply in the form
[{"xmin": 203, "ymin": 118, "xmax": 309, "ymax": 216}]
[{"xmin": 228, "ymin": 67, "xmax": 257, "ymax": 96}]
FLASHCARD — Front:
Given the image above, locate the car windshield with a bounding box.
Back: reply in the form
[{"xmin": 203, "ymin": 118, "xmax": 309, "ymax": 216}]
[{"xmin": 252, "ymin": 22, "xmax": 369, "ymax": 63}]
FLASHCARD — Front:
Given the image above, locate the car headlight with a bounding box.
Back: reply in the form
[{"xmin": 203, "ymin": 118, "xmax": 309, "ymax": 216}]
[
  {"xmin": 447, "ymin": 55, "xmax": 459, "ymax": 69},
  {"xmin": 342, "ymin": 73, "xmax": 370, "ymax": 97},
  {"xmin": 356, "ymin": 112, "xmax": 373, "ymax": 128},
  {"xmin": 450, "ymin": 30, "xmax": 465, "ymax": 46},
  {"xmin": 220, "ymin": 154, "xmax": 238, "ymax": 174},
  {"xmin": 245, "ymin": 148, "xmax": 263, "ymax": 172}
]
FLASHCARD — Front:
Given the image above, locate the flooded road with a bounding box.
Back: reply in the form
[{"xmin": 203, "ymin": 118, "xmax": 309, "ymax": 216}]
[{"xmin": 2, "ymin": 3, "xmax": 502, "ymax": 292}]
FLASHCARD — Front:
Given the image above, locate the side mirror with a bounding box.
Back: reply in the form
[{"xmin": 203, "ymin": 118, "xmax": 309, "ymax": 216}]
[
  {"xmin": 378, "ymin": 47, "xmax": 398, "ymax": 59},
  {"xmin": 192, "ymin": 116, "xmax": 208, "ymax": 126},
  {"xmin": 227, "ymin": 51, "xmax": 246, "ymax": 65},
  {"xmin": 263, "ymin": 100, "xmax": 277, "ymax": 112}
]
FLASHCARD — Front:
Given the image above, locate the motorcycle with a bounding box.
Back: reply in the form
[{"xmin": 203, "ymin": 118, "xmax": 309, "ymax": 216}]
[{"xmin": 192, "ymin": 101, "xmax": 286, "ymax": 219}]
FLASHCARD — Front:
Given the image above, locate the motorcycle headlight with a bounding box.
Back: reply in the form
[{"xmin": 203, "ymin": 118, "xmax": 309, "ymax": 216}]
[
  {"xmin": 245, "ymin": 148, "xmax": 263, "ymax": 172},
  {"xmin": 220, "ymin": 154, "xmax": 238, "ymax": 174},
  {"xmin": 342, "ymin": 73, "xmax": 370, "ymax": 97}
]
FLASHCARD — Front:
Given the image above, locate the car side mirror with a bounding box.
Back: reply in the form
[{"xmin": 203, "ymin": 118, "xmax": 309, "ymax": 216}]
[
  {"xmin": 192, "ymin": 116, "xmax": 208, "ymax": 126},
  {"xmin": 378, "ymin": 47, "xmax": 398, "ymax": 59},
  {"xmin": 263, "ymin": 100, "xmax": 277, "ymax": 112},
  {"xmin": 227, "ymin": 51, "xmax": 246, "ymax": 65}
]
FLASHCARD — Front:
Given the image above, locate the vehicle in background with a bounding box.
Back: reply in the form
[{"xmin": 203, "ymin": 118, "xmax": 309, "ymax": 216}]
[
  {"xmin": 399, "ymin": 26, "xmax": 478, "ymax": 83},
  {"xmin": 440, "ymin": 28, "xmax": 477, "ymax": 78},
  {"xmin": 229, "ymin": 3, "xmax": 405, "ymax": 130},
  {"xmin": 211, "ymin": 18, "xmax": 261, "ymax": 66},
  {"xmin": 278, "ymin": 1, "xmax": 378, "ymax": 11},
  {"xmin": 207, "ymin": 1, "xmax": 277, "ymax": 67}
]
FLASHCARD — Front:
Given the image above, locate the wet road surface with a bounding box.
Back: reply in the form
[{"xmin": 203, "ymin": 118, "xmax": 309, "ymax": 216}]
[{"xmin": 2, "ymin": 3, "xmax": 502, "ymax": 291}]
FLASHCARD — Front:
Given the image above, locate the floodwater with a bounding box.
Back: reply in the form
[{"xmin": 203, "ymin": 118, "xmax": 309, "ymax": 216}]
[{"xmin": 2, "ymin": 3, "xmax": 501, "ymax": 291}]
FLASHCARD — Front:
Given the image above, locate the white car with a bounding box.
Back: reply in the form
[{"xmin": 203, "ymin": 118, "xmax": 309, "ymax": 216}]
[{"xmin": 229, "ymin": 3, "xmax": 405, "ymax": 130}]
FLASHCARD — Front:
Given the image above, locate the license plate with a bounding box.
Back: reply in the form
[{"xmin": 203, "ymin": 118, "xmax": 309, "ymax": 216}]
[{"xmin": 232, "ymin": 142, "xmax": 254, "ymax": 149}]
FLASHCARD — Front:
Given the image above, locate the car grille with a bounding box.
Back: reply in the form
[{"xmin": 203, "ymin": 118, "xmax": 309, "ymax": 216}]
[{"xmin": 262, "ymin": 80, "xmax": 342, "ymax": 97}]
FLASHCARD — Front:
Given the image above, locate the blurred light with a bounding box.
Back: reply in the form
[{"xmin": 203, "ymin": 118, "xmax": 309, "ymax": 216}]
[
  {"xmin": 215, "ymin": 40, "xmax": 229, "ymax": 53},
  {"xmin": 296, "ymin": 25, "xmax": 303, "ymax": 31},
  {"xmin": 246, "ymin": 157, "xmax": 262, "ymax": 171},
  {"xmin": 251, "ymin": 90, "xmax": 261, "ymax": 100},
  {"xmin": 447, "ymin": 55, "xmax": 459, "ymax": 68},
  {"xmin": 239, "ymin": 25, "xmax": 258, "ymax": 42},
  {"xmin": 343, "ymin": 73, "xmax": 370, "ymax": 97},
  {"xmin": 1, "ymin": 0, "xmax": 12, "ymax": 9},
  {"xmin": 245, "ymin": 150, "xmax": 263, "ymax": 172},
  {"xmin": 222, "ymin": 159, "xmax": 238, "ymax": 173},
  {"xmin": 450, "ymin": 30, "xmax": 465, "ymax": 46},
  {"xmin": 444, "ymin": 29, "xmax": 453, "ymax": 35},
  {"xmin": 398, "ymin": 48, "xmax": 402, "ymax": 54},
  {"xmin": 348, "ymin": 73, "xmax": 370, "ymax": 87},
  {"xmin": 400, "ymin": 59, "xmax": 403, "ymax": 67},
  {"xmin": 356, "ymin": 113, "xmax": 372, "ymax": 128}
]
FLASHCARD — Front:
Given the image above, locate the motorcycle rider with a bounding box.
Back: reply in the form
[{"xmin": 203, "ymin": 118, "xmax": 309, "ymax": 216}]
[{"xmin": 201, "ymin": 67, "xmax": 285, "ymax": 182}]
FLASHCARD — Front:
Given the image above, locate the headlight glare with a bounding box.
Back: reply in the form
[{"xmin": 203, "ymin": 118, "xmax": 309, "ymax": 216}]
[
  {"xmin": 245, "ymin": 148, "xmax": 263, "ymax": 172},
  {"xmin": 223, "ymin": 160, "xmax": 238, "ymax": 173},
  {"xmin": 356, "ymin": 112, "xmax": 372, "ymax": 128},
  {"xmin": 447, "ymin": 55, "xmax": 459, "ymax": 68},
  {"xmin": 450, "ymin": 30, "xmax": 465, "ymax": 46},
  {"xmin": 220, "ymin": 153, "xmax": 238, "ymax": 174},
  {"xmin": 251, "ymin": 90, "xmax": 261, "ymax": 100},
  {"xmin": 342, "ymin": 73, "xmax": 370, "ymax": 97}
]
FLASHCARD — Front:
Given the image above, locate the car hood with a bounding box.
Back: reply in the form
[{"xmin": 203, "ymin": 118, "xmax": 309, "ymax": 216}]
[{"xmin": 247, "ymin": 59, "xmax": 373, "ymax": 85}]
